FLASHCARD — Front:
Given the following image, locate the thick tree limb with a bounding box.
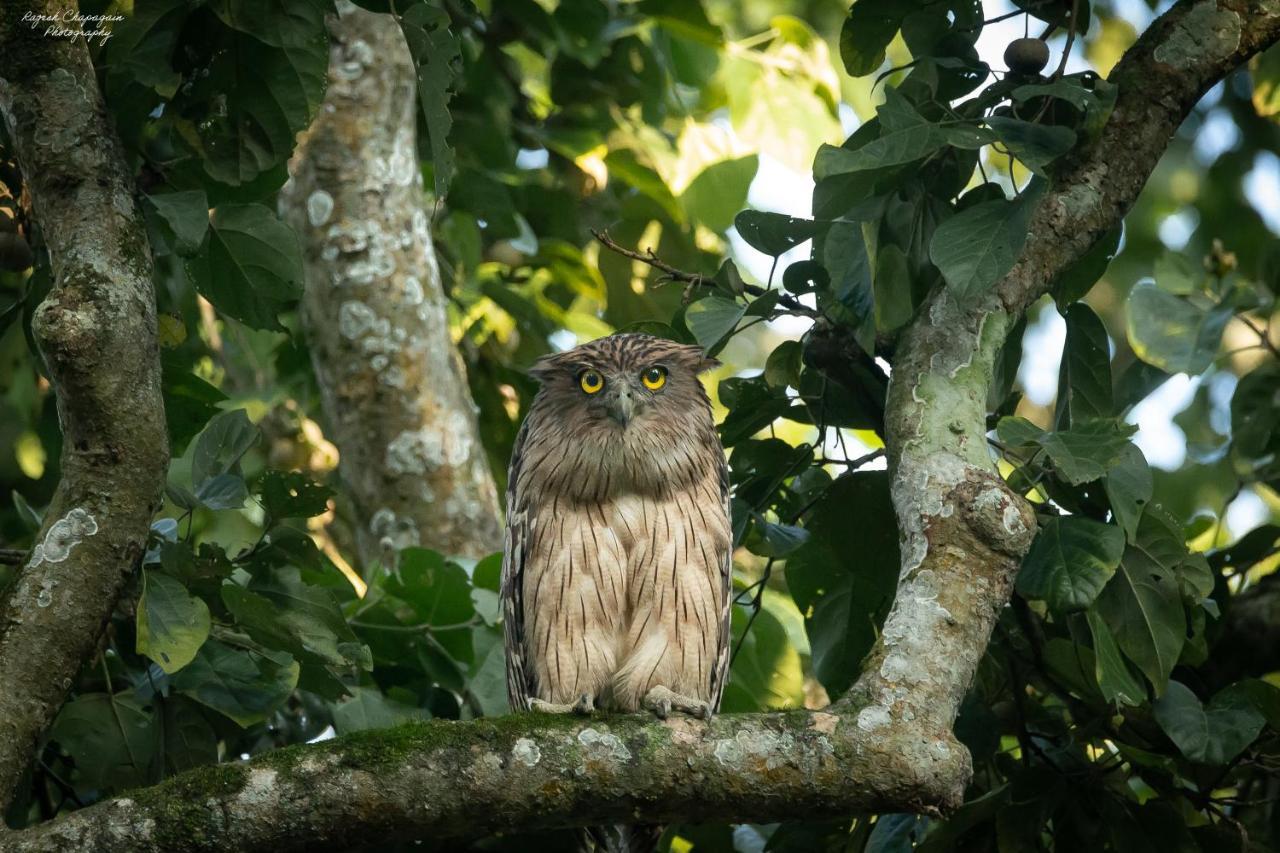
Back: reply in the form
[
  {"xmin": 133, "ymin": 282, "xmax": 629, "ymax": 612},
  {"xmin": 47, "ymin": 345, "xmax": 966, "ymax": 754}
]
[
  {"xmin": 0, "ymin": 2, "xmax": 168, "ymax": 814},
  {"xmin": 279, "ymin": 4, "xmax": 502, "ymax": 566},
  {"xmin": 0, "ymin": 708, "xmax": 967, "ymax": 852},
  {"xmin": 4, "ymin": 0, "xmax": 1279, "ymax": 849}
]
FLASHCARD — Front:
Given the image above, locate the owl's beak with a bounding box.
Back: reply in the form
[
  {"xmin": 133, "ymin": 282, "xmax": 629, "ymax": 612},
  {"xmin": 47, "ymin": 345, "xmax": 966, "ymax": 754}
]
[{"xmin": 606, "ymin": 387, "xmax": 636, "ymax": 427}]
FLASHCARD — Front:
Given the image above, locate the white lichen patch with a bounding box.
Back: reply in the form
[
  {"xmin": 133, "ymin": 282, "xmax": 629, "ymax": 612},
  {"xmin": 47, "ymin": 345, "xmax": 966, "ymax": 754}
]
[
  {"xmin": 339, "ymin": 300, "xmax": 379, "ymax": 340},
  {"xmin": 386, "ymin": 416, "xmax": 474, "ymax": 475},
  {"xmin": 29, "ymin": 507, "xmax": 98, "ymax": 568},
  {"xmin": 370, "ymin": 507, "xmax": 421, "ymax": 553},
  {"xmin": 307, "ymin": 190, "xmax": 334, "ymax": 227},
  {"xmin": 512, "ymin": 737, "xmax": 542, "ymax": 767},
  {"xmin": 712, "ymin": 730, "xmax": 796, "ymax": 771},
  {"xmin": 402, "ymin": 275, "xmax": 424, "ymax": 305},
  {"xmin": 856, "ymin": 706, "xmax": 891, "ymax": 732},
  {"xmin": 574, "ymin": 728, "xmax": 630, "ymax": 775}
]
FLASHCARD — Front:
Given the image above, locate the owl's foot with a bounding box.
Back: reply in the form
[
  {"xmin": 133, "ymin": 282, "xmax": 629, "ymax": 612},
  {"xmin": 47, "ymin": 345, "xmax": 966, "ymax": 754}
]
[
  {"xmin": 642, "ymin": 685, "xmax": 712, "ymax": 720},
  {"xmin": 530, "ymin": 693, "xmax": 595, "ymax": 715}
]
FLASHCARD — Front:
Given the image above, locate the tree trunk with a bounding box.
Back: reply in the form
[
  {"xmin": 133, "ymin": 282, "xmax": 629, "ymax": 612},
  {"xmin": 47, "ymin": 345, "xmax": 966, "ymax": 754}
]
[
  {"xmin": 0, "ymin": 0, "xmax": 169, "ymax": 813},
  {"xmin": 279, "ymin": 4, "xmax": 502, "ymax": 568}
]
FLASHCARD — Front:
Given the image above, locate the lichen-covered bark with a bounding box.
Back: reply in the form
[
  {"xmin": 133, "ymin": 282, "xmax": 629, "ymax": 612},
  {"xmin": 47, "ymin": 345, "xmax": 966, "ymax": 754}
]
[
  {"xmin": 279, "ymin": 4, "xmax": 501, "ymax": 566},
  {"xmin": 1, "ymin": 707, "xmax": 967, "ymax": 853},
  {"xmin": 834, "ymin": 0, "xmax": 1280, "ymax": 757},
  {"xmin": 5, "ymin": 1, "xmax": 1280, "ymax": 849},
  {"xmin": 0, "ymin": 1, "xmax": 168, "ymax": 813}
]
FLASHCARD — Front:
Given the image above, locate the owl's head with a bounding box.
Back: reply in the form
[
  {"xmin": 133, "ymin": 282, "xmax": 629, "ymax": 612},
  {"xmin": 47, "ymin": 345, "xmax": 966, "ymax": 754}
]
[{"xmin": 529, "ymin": 333, "xmax": 718, "ymax": 433}]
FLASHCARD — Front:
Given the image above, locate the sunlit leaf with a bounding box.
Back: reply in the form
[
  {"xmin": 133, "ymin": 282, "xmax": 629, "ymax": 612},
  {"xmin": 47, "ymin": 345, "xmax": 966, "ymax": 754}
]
[
  {"xmin": 137, "ymin": 570, "xmax": 211, "ymax": 673},
  {"xmin": 1018, "ymin": 517, "xmax": 1125, "ymax": 612}
]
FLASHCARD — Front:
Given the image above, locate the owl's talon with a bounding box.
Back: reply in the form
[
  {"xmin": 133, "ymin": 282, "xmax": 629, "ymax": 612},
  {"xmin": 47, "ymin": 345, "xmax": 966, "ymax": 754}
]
[
  {"xmin": 572, "ymin": 693, "xmax": 596, "ymax": 714},
  {"xmin": 642, "ymin": 686, "xmax": 710, "ymax": 720}
]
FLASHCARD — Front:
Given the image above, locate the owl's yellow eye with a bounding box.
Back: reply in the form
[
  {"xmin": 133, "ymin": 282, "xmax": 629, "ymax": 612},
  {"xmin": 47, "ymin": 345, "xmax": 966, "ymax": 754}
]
[
  {"xmin": 579, "ymin": 370, "xmax": 605, "ymax": 394},
  {"xmin": 641, "ymin": 366, "xmax": 667, "ymax": 390}
]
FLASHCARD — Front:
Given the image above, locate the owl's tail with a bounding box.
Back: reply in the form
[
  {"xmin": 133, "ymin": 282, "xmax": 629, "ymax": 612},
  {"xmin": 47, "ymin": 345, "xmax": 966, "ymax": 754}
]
[{"xmin": 579, "ymin": 823, "xmax": 663, "ymax": 853}]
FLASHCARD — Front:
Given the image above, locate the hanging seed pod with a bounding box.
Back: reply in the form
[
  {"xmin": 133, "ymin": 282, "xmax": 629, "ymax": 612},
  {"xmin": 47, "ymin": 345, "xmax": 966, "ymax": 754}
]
[{"xmin": 1005, "ymin": 37, "xmax": 1050, "ymax": 75}]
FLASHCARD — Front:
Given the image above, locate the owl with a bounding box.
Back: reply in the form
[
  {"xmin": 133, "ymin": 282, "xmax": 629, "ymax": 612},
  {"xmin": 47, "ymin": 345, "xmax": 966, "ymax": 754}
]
[{"xmin": 501, "ymin": 333, "xmax": 733, "ymax": 727}]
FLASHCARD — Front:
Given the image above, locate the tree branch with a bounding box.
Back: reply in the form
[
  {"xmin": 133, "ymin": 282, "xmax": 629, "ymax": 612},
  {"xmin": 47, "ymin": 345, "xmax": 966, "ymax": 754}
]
[
  {"xmin": 1, "ymin": 707, "xmax": 967, "ymax": 852},
  {"xmin": 4, "ymin": 0, "xmax": 1279, "ymax": 848},
  {"xmin": 0, "ymin": 0, "xmax": 168, "ymax": 812},
  {"xmin": 278, "ymin": 4, "xmax": 502, "ymax": 566}
]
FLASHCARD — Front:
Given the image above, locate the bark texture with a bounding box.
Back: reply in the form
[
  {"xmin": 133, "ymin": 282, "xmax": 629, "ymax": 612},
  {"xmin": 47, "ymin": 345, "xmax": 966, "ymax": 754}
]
[
  {"xmin": 0, "ymin": 1, "xmax": 169, "ymax": 817},
  {"xmin": 0, "ymin": 708, "xmax": 967, "ymax": 853},
  {"xmin": 279, "ymin": 4, "xmax": 502, "ymax": 566},
  {"xmin": 4, "ymin": 0, "xmax": 1280, "ymax": 849}
]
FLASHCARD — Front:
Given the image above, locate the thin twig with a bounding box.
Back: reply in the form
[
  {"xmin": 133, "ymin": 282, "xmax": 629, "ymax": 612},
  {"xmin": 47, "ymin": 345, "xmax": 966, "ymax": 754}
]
[
  {"xmin": 591, "ymin": 229, "xmax": 820, "ymax": 318},
  {"xmin": 1052, "ymin": 0, "xmax": 1080, "ymax": 81}
]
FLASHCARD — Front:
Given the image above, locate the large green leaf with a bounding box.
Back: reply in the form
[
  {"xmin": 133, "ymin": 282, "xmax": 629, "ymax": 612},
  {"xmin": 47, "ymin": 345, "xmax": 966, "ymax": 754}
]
[
  {"xmin": 985, "ymin": 117, "xmax": 1076, "ymax": 174},
  {"xmin": 191, "ymin": 409, "xmax": 259, "ymax": 490},
  {"xmin": 401, "ymin": 3, "xmax": 462, "ymax": 197},
  {"xmin": 145, "ymin": 191, "xmax": 209, "ymax": 256},
  {"xmin": 51, "ymin": 693, "xmax": 156, "ymax": 790},
  {"xmin": 1153, "ymin": 250, "xmax": 1201, "ymax": 295},
  {"xmin": 814, "ymin": 91, "xmax": 986, "ymax": 175},
  {"xmin": 681, "ymin": 155, "xmax": 758, "ymax": 233},
  {"xmin": 721, "ymin": 603, "xmax": 805, "ymax": 712},
  {"xmin": 1038, "ymin": 419, "xmax": 1137, "ymax": 485},
  {"xmin": 187, "ymin": 204, "xmax": 304, "ymax": 330},
  {"xmin": 1017, "ymin": 517, "xmax": 1125, "ymax": 613},
  {"xmin": 1126, "ymin": 281, "xmax": 1233, "ymax": 374},
  {"xmin": 137, "ymin": 570, "xmax": 211, "ymax": 674},
  {"xmin": 1052, "ymin": 225, "xmax": 1121, "ymax": 305},
  {"xmin": 733, "ymin": 211, "xmax": 823, "ymax": 257},
  {"xmin": 1103, "ymin": 444, "xmax": 1153, "ymax": 541},
  {"xmin": 1096, "ymin": 509, "xmax": 1187, "ymax": 692},
  {"xmin": 331, "ymin": 686, "xmax": 428, "ymax": 734},
  {"xmin": 787, "ymin": 472, "xmax": 900, "ymax": 697},
  {"xmin": 839, "ymin": 0, "xmax": 903, "ymax": 77},
  {"xmin": 929, "ymin": 187, "xmax": 1039, "ymax": 300},
  {"xmin": 388, "ymin": 549, "xmax": 476, "ymax": 627},
  {"xmin": 1086, "ymin": 607, "xmax": 1145, "ymax": 706},
  {"xmin": 173, "ymin": 639, "xmax": 299, "ymax": 727},
  {"xmin": 1153, "ymin": 681, "xmax": 1266, "ymax": 764},
  {"xmin": 684, "ymin": 297, "xmax": 746, "ymax": 349},
  {"xmin": 1057, "ymin": 302, "xmax": 1113, "ymax": 425},
  {"xmin": 256, "ymin": 470, "xmax": 334, "ymax": 520}
]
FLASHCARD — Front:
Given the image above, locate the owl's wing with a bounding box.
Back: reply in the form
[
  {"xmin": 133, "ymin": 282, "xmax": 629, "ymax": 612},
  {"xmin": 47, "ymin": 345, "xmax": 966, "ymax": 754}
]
[
  {"xmin": 501, "ymin": 418, "xmax": 537, "ymax": 712},
  {"xmin": 707, "ymin": 451, "xmax": 734, "ymax": 712}
]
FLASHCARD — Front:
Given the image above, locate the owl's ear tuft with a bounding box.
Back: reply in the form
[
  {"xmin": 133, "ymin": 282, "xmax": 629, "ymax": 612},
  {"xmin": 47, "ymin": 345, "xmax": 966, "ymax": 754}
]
[{"xmin": 527, "ymin": 353, "xmax": 567, "ymax": 382}]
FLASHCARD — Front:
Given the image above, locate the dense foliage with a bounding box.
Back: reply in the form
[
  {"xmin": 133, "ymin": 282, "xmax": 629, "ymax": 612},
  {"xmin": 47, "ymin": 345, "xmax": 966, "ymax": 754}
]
[{"xmin": 2, "ymin": 0, "xmax": 1279, "ymax": 850}]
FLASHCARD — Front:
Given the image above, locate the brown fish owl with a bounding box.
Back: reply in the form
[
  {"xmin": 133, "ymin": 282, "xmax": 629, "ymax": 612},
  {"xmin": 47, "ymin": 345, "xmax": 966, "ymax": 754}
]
[{"xmin": 501, "ymin": 334, "xmax": 733, "ymax": 725}]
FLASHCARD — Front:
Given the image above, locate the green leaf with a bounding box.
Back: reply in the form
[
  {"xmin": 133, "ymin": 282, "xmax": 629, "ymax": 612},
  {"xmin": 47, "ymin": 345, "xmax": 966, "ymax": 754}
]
[
  {"xmin": 681, "ymin": 155, "xmax": 758, "ymax": 233},
  {"xmin": 996, "ymin": 416, "xmax": 1046, "ymax": 448},
  {"xmin": 1038, "ymin": 419, "xmax": 1138, "ymax": 485},
  {"xmin": 733, "ymin": 210, "xmax": 822, "ymax": 257},
  {"xmin": 750, "ymin": 520, "xmax": 810, "ymax": 558},
  {"xmin": 1126, "ymin": 281, "xmax": 1233, "ymax": 374},
  {"xmin": 1153, "ymin": 251, "xmax": 1201, "ymax": 295},
  {"xmin": 145, "ymin": 191, "xmax": 209, "ymax": 256},
  {"xmin": 247, "ymin": 566, "xmax": 362, "ymax": 663},
  {"xmin": 389, "ymin": 549, "xmax": 476, "ymax": 627},
  {"xmin": 256, "ymin": 470, "xmax": 334, "ymax": 519},
  {"xmin": 1017, "ymin": 517, "xmax": 1125, "ymax": 612},
  {"xmin": 839, "ymin": 0, "xmax": 903, "ymax": 76},
  {"xmin": 787, "ymin": 472, "xmax": 899, "ymax": 697},
  {"xmin": 1096, "ymin": 510, "xmax": 1187, "ymax": 692},
  {"xmin": 173, "ymin": 639, "xmax": 299, "ymax": 727},
  {"xmin": 194, "ymin": 472, "xmax": 249, "ymax": 510},
  {"xmin": 721, "ymin": 603, "xmax": 805, "ymax": 712},
  {"xmin": 1086, "ymin": 607, "xmax": 1146, "ymax": 706},
  {"xmin": 466, "ymin": 626, "xmax": 510, "ymax": 717},
  {"xmin": 684, "ymin": 297, "xmax": 746, "ymax": 349},
  {"xmin": 191, "ymin": 409, "xmax": 259, "ymax": 490},
  {"xmin": 1012, "ymin": 79, "xmax": 1101, "ymax": 112},
  {"xmin": 187, "ymin": 204, "xmax": 303, "ymax": 331},
  {"xmin": 51, "ymin": 693, "xmax": 156, "ymax": 790},
  {"xmin": 823, "ymin": 221, "xmax": 875, "ymax": 353},
  {"xmin": 103, "ymin": 0, "xmax": 190, "ymax": 97},
  {"xmin": 1052, "ymin": 225, "xmax": 1120, "ymax": 305},
  {"xmin": 1252, "ymin": 42, "xmax": 1280, "ymax": 118},
  {"xmin": 1103, "ymin": 444, "xmax": 1153, "ymax": 541},
  {"xmin": 929, "ymin": 186, "xmax": 1039, "ymax": 300},
  {"xmin": 331, "ymin": 686, "xmax": 428, "ymax": 734},
  {"xmin": 161, "ymin": 697, "xmax": 218, "ymax": 774},
  {"xmin": 873, "ymin": 243, "xmax": 914, "ymax": 332},
  {"xmin": 401, "ymin": 3, "xmax": 462, "ymax": 196},
  {"xmin": 985, "ymin": 117, "xmax": 1076, "ymax": 174},
  {"xmin": 137, "ymin": 571, "xmax": 211, "ymax": 674},
  {"xmin": 1057, "ymin": 302, "xmax": 1113, "ymax": 424},
  {"xmin": 1153, "ymin": 681, "xmax": 1266, "ymax": 764},
  {"xmin": 764, "ymin": 340, "xmax": 804, "ymax": 389}
]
